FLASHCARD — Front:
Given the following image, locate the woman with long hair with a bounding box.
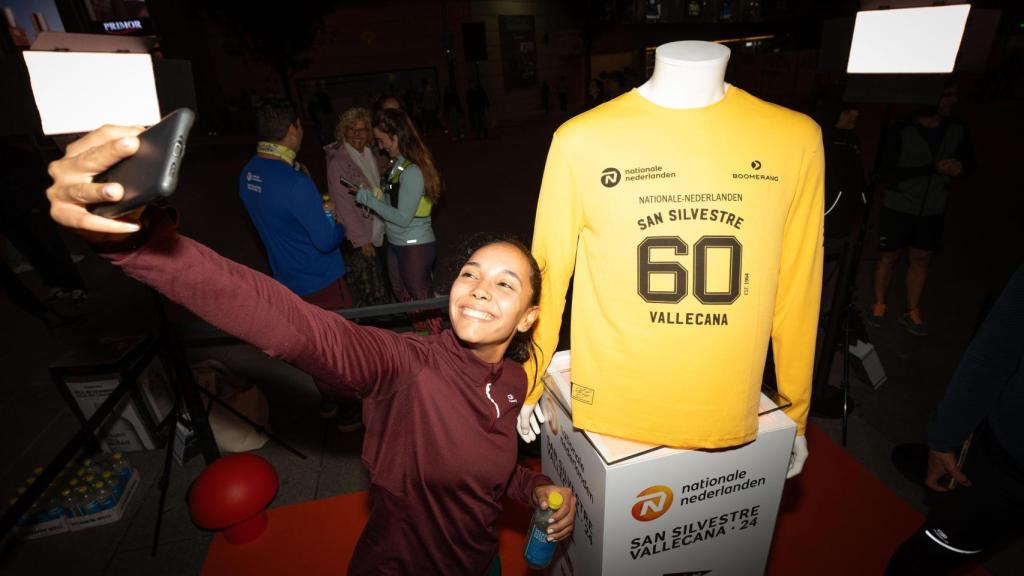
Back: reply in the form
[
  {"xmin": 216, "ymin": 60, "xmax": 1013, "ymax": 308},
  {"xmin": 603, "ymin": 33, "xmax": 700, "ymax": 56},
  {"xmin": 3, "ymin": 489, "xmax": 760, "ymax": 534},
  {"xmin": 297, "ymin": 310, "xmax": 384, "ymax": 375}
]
[
  {"xmin": 325, "ymin": 107, "xmax": 390, "ymax": 307},
  {"xmin": 356, "ymin": 108, "xmax": 443, "ymax": 333},
  {"xmin": 47, "ymin": 124, "xmax": 575, "ymax": 575}
]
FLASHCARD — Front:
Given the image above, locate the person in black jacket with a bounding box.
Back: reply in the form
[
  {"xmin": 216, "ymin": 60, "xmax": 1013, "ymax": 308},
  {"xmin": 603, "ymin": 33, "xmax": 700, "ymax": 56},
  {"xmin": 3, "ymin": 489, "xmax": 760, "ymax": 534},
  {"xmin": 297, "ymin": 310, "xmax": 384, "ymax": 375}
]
[
  {"xmin": 810, "ymin": 90, "xmax": 867, "ymax": 417},
  {"xmin": 886, "ymin": 264, "xmax": 1024, "ymax": 575}
]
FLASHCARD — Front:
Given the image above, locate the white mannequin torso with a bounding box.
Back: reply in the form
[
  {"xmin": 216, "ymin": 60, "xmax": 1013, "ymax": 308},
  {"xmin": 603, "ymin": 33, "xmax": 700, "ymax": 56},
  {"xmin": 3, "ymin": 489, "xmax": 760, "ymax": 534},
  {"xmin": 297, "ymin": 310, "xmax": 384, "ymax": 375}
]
[{"xmin": 637, "ymin": 40, "xmax": 731, "ymax": 109}]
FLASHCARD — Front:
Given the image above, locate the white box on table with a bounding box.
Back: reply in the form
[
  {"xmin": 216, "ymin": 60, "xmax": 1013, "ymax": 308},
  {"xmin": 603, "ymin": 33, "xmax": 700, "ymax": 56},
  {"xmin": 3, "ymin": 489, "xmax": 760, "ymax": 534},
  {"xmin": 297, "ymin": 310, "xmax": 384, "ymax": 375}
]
[{"xmin": 540, "ymin": 350, "xmax": 796, "ymax": 575}]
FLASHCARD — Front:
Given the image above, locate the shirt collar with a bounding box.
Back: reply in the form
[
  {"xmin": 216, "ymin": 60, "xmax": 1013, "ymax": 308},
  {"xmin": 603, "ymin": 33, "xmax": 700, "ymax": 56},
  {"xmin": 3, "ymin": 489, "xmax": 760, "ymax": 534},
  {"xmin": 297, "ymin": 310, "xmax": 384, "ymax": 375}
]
[{"xmin": 440, "ymin": 330, "xmax": 505, "ymax": 384}]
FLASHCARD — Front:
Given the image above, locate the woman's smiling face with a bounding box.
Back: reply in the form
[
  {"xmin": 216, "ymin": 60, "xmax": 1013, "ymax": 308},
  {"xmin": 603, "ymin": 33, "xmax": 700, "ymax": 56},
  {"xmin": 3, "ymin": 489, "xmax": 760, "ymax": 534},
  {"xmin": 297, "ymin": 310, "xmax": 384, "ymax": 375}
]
[
  {"xmin": 449, "ymin": 242, "xmax": 539, "ymax": 363},
  {"xmin": 345, "ymin": 119, "xmax": 370, "ymax": 151}
]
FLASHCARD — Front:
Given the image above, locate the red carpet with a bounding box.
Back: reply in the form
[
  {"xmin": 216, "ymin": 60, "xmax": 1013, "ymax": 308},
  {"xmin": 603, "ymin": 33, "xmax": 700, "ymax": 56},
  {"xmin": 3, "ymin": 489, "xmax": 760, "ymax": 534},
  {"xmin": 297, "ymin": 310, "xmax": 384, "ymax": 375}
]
[{"xmin": 202, "ymin": 425, "xmax": 989, "ymax": 575}]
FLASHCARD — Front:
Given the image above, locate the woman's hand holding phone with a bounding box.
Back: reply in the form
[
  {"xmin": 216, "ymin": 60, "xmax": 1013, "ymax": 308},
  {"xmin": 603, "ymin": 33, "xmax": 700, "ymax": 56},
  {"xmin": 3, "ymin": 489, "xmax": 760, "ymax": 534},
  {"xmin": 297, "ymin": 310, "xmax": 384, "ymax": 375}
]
[
  {"xmin": 338, "ymin": 175, "xmax": 360, "ymax": 194},
  {"xmin": 46, "ymin": 125, "xmax": 145, "ymax": 243}
]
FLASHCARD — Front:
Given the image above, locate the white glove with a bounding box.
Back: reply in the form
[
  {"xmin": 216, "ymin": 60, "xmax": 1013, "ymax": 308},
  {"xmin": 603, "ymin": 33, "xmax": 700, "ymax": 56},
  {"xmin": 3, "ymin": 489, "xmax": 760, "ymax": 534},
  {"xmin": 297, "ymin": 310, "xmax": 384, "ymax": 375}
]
[
  {"xmin": 517, "ymin": 401, "xmax": 546, "ymax": 443},
  {"xmin": 786, "ymin": 435, "xmax": 808, "ymax": 479}
]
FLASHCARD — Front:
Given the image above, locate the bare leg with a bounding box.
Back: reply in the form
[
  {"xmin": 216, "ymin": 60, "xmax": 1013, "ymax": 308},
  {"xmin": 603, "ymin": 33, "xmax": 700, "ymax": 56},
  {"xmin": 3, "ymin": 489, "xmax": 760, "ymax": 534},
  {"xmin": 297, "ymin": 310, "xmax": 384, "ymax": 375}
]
[
  {"xmin": 906, "ymin": 248, "xmax": 933, "ymax": 311},
  {"xmin": 874, "ymin": 249, "xmax": 903, "ymax": 306}
]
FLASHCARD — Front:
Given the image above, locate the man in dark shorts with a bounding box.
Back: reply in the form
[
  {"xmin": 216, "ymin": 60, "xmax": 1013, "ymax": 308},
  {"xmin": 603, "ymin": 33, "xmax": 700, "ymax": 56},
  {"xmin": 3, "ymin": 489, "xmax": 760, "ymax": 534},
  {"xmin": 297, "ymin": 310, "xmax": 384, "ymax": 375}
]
[
  {"xmin": 870, "ymin": 86, "xmax": 974, "ymax": 335},
  {"xmin": 878, "ymin": 208, "xmax": 945, "ymax": 254}
]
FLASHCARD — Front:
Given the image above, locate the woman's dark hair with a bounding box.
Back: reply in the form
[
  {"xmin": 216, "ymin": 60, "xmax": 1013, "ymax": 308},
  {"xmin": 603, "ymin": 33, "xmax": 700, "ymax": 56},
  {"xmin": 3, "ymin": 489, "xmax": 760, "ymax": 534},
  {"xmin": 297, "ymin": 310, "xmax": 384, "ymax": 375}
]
[
  {"xmin": 457, "ymin": 233, "xmax": 546, "ymax": 398},
  {"xmin": 373, "ymin": 108, "xmax": 442, "ymax": 204},
  {"xmin": 373, "ymin": 94, "xmax": 403, "ymax": 115}
]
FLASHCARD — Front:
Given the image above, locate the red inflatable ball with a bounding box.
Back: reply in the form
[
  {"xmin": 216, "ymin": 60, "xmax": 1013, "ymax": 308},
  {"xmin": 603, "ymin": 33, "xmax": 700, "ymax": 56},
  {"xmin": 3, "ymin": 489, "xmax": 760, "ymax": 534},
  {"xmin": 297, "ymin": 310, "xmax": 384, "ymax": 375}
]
[{"xmin": 188, "ymin": 453, "xmax": 279, "ymax": 544}]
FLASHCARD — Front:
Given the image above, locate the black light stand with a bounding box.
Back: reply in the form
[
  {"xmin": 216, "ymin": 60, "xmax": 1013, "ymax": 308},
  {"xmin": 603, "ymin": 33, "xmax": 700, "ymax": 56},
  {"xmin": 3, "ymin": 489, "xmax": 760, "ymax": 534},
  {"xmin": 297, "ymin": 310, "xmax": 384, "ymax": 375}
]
[
  {"xmin": 812, "ymin": 100, "xmax": 898, "ymax": 447},
  {"xmin": 823, "ymin": 235, "xmax": 863, "ymax": 447},
  {"xmin": 147, "ymin": 287, "xmax": 218, "ymax": 556},
  {"xmin": 147, "ymin": 287, "xmax": 308, "ymax": 555}
]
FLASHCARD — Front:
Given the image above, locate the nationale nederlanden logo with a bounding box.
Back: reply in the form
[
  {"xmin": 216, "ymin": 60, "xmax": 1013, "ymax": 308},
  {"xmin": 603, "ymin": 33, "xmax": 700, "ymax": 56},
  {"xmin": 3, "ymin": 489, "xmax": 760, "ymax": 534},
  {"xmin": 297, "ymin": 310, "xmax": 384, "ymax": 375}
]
[
  {"xmin": 631, "ymin": 485, "xmax": 674, "ymax": 522},
  {"xmin": 601, "ymin": 167, "xmax": 621, "ymax": 187}
]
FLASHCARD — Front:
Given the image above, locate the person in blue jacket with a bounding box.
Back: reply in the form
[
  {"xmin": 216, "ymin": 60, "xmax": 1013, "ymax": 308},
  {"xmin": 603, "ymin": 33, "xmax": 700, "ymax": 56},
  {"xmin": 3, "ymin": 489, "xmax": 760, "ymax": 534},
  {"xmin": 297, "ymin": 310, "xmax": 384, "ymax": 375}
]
[{"xmin": 239, "ymin": 97, "xmax": 360, "ymax": 429}]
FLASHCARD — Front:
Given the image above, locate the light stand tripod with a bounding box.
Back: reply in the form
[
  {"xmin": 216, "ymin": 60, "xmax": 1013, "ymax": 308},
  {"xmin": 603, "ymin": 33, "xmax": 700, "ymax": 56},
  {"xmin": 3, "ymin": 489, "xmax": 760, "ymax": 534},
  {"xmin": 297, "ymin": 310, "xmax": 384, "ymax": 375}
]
[
  {"xmin": 815, "ymin": 233, "xmax": 866, "ymax": 447},
  {"xmin": 148, "ymin": 287, "xmax": 307, "ymax": 555}
]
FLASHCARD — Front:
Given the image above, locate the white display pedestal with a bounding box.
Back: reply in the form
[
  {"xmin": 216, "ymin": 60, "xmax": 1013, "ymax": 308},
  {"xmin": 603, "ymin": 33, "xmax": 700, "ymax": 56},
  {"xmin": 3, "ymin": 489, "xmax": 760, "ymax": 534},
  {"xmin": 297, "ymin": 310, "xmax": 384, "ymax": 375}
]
[{"xmin": 540, "ymin": 351, "xmax": 796, "ymax": 576}]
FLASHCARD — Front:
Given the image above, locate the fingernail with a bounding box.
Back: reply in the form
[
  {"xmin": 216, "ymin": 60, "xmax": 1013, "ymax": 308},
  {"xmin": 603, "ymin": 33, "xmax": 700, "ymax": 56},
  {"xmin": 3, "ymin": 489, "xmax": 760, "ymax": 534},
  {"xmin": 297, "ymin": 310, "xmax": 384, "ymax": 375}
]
[
  {"xmin": 103, "ymin": 184, "xmax": 118, "ymax": 199},
  {"xmin": 119, "ymin": 137, "xmax": 134, "ymax": 149},
  {"xmin": 547, "ymin": 528, "xmax": 553, "ymax": 533},
  {"xmin": 546, "ymin": 536, "xmax": 554, "ymax": 542}
]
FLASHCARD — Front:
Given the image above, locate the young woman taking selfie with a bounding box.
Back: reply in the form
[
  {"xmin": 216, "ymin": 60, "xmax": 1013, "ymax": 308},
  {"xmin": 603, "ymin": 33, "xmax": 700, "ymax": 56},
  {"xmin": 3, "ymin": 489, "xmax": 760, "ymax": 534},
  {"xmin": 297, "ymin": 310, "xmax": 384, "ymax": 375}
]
[{"xmin": 46, "ymin": 125, "xmax": 575, "ymax": 575}]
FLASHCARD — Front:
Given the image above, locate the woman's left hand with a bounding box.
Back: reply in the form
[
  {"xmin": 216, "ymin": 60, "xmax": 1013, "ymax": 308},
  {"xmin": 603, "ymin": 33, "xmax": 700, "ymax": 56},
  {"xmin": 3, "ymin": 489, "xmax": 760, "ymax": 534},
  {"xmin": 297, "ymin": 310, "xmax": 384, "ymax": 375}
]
[{"xmin": 533, "ymin": 485, "xmax": 576, "ymax": 542}]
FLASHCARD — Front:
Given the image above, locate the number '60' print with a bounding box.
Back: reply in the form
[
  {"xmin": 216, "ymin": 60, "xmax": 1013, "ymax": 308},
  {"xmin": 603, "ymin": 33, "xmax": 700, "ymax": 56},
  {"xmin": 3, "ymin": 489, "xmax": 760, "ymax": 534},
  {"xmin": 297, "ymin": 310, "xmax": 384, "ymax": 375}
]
[{"xmin": 637, "ymin": 236, "xmax": 743, "ymax": 304}]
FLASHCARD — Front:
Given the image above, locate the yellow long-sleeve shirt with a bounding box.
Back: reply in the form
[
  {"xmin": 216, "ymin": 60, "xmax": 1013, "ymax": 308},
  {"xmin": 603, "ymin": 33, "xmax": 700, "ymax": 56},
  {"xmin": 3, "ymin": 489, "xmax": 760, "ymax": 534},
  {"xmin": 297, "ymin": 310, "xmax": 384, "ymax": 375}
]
[{"xmin": 528, "ymin": 87, "xmax": 823, "ymax": 448}]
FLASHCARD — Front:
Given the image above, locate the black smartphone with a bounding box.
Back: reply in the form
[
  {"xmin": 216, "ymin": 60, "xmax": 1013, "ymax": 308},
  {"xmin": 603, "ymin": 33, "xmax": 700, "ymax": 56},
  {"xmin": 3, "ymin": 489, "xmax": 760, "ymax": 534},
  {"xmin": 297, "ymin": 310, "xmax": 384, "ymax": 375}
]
[
  {"xmin": 90, "ymin": 108, "xmax": 195, "ymax": 218},
  {"xmin": 338, "ymin": 175, "xmax": 360, "ymax": 193}
]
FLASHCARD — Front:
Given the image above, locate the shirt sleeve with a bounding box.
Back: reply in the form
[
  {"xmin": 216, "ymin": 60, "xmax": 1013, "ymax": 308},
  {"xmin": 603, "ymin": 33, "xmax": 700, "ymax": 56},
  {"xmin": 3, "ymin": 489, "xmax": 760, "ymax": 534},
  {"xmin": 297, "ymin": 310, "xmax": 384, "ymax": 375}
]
[
  {"xmin": 771, "ymin": 127, "xmax": 825, "ymax": 436},
  {"xmin": 294, "ymin": 176, "xmax": 346, "ymax": 253},
  {"xmin": 356, "ymin": 165, "xmax": 424, "ymax": 227},
  {"xmin": 525, "ymin": 132, "xmax": 584, "ymax": 404},
  {"xmin": 504, "ymin": 464, "xmax": 553, "ymax": 508},
  {"xmin": 105, "ymin": 213, "xmax": 419, "ymax": 400},
  {"xmin": 928, "ymin": 265, "xmax": 1024, "ymax": 452}
]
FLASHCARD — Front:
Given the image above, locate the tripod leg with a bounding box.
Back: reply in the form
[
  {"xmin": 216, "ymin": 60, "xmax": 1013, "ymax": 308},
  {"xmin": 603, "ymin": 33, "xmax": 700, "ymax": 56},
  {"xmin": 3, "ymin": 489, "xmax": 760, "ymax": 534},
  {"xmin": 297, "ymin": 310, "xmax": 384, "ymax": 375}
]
[
  {"xmin": 842, "ymin": 310, "xmax": 851, "ymax": 447},
  {"xmin": 151, "ymin": 397, "xmax": 179, "ymax": 556},
  {"xmin": 151, "ymin": 287, "xmax": 220, "ymax": 464}
]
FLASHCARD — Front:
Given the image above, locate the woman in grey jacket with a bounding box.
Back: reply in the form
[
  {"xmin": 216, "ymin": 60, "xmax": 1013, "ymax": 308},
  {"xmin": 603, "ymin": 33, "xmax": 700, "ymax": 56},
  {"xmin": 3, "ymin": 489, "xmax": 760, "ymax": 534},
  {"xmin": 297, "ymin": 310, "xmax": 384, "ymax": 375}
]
[{"xmin": 356, "ymin": 108, "xmax": 443, "ymax": 333}]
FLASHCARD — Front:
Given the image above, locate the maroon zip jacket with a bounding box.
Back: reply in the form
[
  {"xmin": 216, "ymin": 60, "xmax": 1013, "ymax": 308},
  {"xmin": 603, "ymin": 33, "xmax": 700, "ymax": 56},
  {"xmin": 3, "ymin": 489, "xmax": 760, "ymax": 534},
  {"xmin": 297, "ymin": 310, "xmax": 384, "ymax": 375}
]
[{"xmin": 105, "ymin": 219, "xmax": 552, "ymax": 574}]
